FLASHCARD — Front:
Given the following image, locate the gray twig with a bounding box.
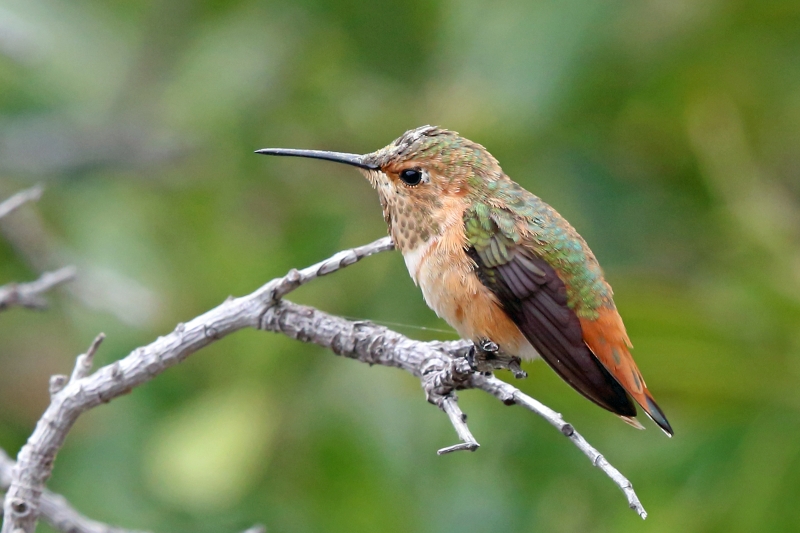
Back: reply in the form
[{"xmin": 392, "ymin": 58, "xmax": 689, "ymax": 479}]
[
  {"xmin": 437, "ymin": 396, "xmax": 480, "ymax": 454},
  {"xmin": 70, "ymin": 333, "xmax": 106, "ymax": 381},
  {"xmin": 0, "ymin": 185, "xmax": 43, "ymax": 220},
  {"xmin": 0, "ymin": 266, "xmax": 77, "ymax": 312},
  {"xmin": 1, "ymin": 236, "xmax": 647, "ymax": 533}
]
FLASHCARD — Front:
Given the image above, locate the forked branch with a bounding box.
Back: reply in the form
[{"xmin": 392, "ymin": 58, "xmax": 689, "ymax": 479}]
[
  {"xmin": 1, "ymin": 237, "xmax": 647, "ymax": 533},
  {"xmin": 0, "ymin": 186, "xmax": 76, "ymax": 312}
]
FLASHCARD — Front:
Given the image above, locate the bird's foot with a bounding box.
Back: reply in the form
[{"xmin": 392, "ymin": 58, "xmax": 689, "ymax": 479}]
[
  {"xmin": 466, "ymin": 338, "xmax": 497, "ymax": 374},
  {"xmin": 466, "ymin": 339, "xmax": 527, "ymax": 379}
]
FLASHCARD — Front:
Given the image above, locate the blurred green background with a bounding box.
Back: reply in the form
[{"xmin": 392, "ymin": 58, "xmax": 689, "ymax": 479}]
[{"xmin": 1, "ymin": 0, "xmax": 799, "ymax": 532}]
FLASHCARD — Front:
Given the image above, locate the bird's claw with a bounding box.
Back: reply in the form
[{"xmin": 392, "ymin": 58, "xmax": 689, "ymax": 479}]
[
  {"xmin": 466, "ymin": 338, "xmax": 491, "ymax": 372},
  {"xmin": 480, "ymin": 339, "xmax": 499, "ymax": 355},
  {"xmin": 465, "ymin": 338, "xmax": 526, "ymax": 378},
  {"xmin": 465, "ymin": 346, "xmax": 480, "ymax": 372}
]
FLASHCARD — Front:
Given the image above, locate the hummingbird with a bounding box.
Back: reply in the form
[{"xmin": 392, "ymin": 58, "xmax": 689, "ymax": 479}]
[{"xmin": 256, "ymin": 126, "xmax": 673, "ymax": 436}]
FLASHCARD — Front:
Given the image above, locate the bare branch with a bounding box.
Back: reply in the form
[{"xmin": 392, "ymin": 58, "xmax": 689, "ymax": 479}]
[
  {"xmin": 0, "ymin": 238, "xmax": 395, "ymax": 533},
  {"xmin": 0, "ymin": 185, "xmax": 43, "ymax": 220},
  {"xmin": 0, "ymin": 266, "xmax": 76, "ymax": 312},
  {"xmin": 1, "ymin": 447, "xmax": 150, "ymax": 533},
  {"xmin": 436, "ymin": 396, "xmax": 480, "ymax": 454},
  {"xmin": 1, "ymin": 237, "xmax": 648, "ymax": 533}
]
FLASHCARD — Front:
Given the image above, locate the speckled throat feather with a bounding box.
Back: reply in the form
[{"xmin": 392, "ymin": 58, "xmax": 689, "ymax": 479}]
[{"xmin": 359, "ymin": 126, "xmax": 502, "ymax": 253}]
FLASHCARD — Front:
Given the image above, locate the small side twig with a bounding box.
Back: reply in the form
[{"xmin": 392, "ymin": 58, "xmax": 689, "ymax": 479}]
[
  {"xmin": 70, "ymin": 333, "xmax": 106, "ymax": 381},
  {"xmin": 0, "ymin": 185, "xmax": 43, "ymax": 220},
  {"xmin": 0, "ymin": 186, "xmax": 76, "ymax": 313},
  {"xmin": 437, "ymin": 396, "xmax": 480, "ymax": 454},
  {"xmin": 0, "ymin": 266, "xmax": 77, "ymax": 312},
  {"xmin": 418, "ymin": 349, "xmax": 480, "ymax": 454}
]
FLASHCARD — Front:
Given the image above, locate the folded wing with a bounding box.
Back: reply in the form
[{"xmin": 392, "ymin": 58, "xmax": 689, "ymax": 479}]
[{"xmin": 466, "ymin": 239, "xmax": 638, "ymax": 418}]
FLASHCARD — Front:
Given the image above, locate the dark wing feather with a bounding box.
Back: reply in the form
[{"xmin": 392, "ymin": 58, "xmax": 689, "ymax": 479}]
[{"xmin": 466, "ymin": 242, "xmax": 637, "ymax": 417}]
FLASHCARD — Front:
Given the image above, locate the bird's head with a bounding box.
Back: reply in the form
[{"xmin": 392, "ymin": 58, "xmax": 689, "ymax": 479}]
[{"xmin": 257, "ymin": 126, "xmax": 502, "ymax": 249}]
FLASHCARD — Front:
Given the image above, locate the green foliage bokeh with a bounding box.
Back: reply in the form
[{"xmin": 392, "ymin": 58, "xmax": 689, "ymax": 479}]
[{"xmin": 2, "ymin": 0, "xmax": 800, "ymax": 532}]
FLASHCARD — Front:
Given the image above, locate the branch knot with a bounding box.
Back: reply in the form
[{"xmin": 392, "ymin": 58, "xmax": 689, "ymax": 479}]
[{"xmin": 9, "ymin": 498, "xmax": 31, "ymax": 518}]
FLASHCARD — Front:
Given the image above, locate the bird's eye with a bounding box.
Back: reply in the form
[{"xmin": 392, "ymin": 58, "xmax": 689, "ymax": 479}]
[{"xmin": 399, "ymin": 168, "xmax": 423, "ymax": 186}]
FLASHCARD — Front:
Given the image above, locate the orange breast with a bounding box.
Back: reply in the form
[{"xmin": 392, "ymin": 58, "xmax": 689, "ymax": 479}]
[{"xmin": 409, "ymin": 228, "xmax": 528, "ymax": 355}]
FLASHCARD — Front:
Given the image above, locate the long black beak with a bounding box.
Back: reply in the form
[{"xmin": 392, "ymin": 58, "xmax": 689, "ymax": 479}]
[{"xmin": 255, "ymin": 148, "xmax": 379, "ymax": 171}]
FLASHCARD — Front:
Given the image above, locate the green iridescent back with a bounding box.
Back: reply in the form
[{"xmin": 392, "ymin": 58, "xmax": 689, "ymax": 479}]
[{"xmin": 463, "ymin": 174, "xmax": 614, "ymax": 321}]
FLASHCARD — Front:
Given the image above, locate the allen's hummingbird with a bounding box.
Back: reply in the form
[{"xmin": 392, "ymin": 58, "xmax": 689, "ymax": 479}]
[{"xmin": 257, "ymin": 126, "xmax": 673, "ymax": 435}]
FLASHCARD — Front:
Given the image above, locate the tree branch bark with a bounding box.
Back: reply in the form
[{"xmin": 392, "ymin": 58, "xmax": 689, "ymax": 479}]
[{"xmin": 1, "ymin": 236, "xmax": 647, "ymax": 533}]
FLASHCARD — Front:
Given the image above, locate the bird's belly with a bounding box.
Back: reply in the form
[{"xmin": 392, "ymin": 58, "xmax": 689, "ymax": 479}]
[{"xmin": 402, "ymin": 239, "xmax": 539, "ymax": 360}]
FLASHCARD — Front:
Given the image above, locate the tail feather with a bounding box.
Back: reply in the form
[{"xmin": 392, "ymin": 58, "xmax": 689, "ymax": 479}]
[
  {"xmin": 642, "ymin": 391, "xmax": 674, "ymax": 437},
  {"xmin": 580, "ymin": 307, "xmax": 674, "ymax": 436},
  {"xmin": 619, "ymin": 415, "xmax": 645, "ymax": 430}
]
